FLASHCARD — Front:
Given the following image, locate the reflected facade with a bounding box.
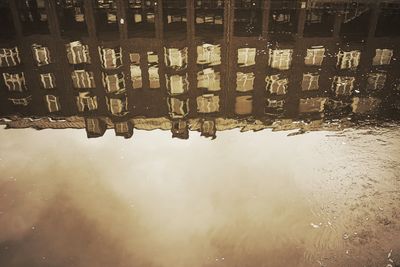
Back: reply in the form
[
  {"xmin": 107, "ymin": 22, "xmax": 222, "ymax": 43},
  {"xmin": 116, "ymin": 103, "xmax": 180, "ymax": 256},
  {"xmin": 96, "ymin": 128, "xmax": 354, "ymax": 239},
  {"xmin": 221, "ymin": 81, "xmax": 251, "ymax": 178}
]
[{"xmin": 0, "ymin": 0, "xmax": 399, "ymax": 139}]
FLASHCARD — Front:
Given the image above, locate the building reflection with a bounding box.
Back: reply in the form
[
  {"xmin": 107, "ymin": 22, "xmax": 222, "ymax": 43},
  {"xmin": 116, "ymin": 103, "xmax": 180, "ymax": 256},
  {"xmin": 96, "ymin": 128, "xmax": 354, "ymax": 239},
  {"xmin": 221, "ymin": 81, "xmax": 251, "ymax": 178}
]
[{"xmin": 0, "ymin": 0, "xmax": 399, "ymax": 139}]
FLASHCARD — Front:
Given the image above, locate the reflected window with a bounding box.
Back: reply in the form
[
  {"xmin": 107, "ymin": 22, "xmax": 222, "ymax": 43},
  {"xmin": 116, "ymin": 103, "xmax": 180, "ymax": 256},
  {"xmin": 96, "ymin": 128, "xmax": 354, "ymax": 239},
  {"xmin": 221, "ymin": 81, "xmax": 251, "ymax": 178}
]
[
  {"xmin": 32, "ymin": 44, "xmax": 51, "ymax": 66},
  {"xmin": 168, "ymin": 97, "xmax": 189, "ymax": 119},
  {"xmin": 201, "ymin": 119, "xmax": 216, "ymax": 139},
  {"xmin": 44, "ymin": 95, "xmax": 61, "ymax": 113},
  {"xmin": 0, "ymin": 47, "xmax": 21, "ymax": 67},
  {"xmin": 149, "ymin": 66, "xmax": 160, "ymax": 89},
  {"xmin": 366, "ymin": 72, "xmax": 386, "ymax": 91},
  {"xmin": 197, "ymin": 68, "xmax": 221, "ymax": 92},
  {"xmin": 196, "ymin": 94, "xmax": 220, "ymax": 113},
  {"xmin": 268, "ymin": 49, "xmax": 293, "ymax": 70},
  {"xmin": 114, "ymin": 121, "xmax": 133, "ymax": 139},
  {"xmin": 56, "ymin": 0, "xmax": 87, "ymax": 37},
  {"xmin": 352, "ymin": 97, "xmax": 381, "ymax": 114},
  {"xmin": 301, "ymin": 73, "xmax": 319, "ymax": 91},
  {"xmin": 102, "ymin": 72, "xmax": 126, "ymax": 94},
  {"xmin": 147, "ymin": 52, "xmax": 158, "ymax": 64},
  {"xmin": 237, "ymin": 48, "xmax": 256, "ymax": 67},
  {"xmin": 305, "ymin": 47, "xmax": 325, "ymax": 66},
  {"xmin": 337, "ymin": 50, "xmax": 361, "ymax": 70},
  {"xmin": 76, "ymin": 92, "xmax": 98, "ymax": 112},
  {"xmin": 265, "ymin": 74, "xmax": 288, "ymax": 95},
  {"xmin": 265, "ymin": 98, "xmax": 285, "ymax": 115},
  {"xmin": 8, "ymin": 96, "xmax": 32, "ymax": 106},
  {"xmin": 106, "ymin": 95, "xmax": 129, "ymax": 116},
  {"xmin": 236, "ymin": 72, "xmax": 254, "ymax": 92},
  {"xmin": 99, "ymin": 46, "xmax": 123, "ymax": 69},
  {"xmin": 86, "ymin": 118, "xmax": 106, "ymax": 136},
  {"xmin": 164, "ymin": 47, "xmax": 188, "ymax": 70},
  {"xmin": 2, "ymin": 72, "xmax": 27, "ymax": 92},
  {"xmin": 16, "ymin": 0, "xmax": 49, "ymax": 35},
  {"xmin": 166, "ymin": 74, "xmax": 189, "ymax": 95},
  {"xmin": 266, "ymin": 99, "xmax": 284, "ymax": 109},
  {"xmin": 235, "ymin": 95, "xmax": 253, "ymax": 115},
  {"xmin": 197, "ymin": 44, "xmax": 221, "ymax": 66},
  {"xmin": 332, "ymin": 76, "xmax": 355, "ymax": 96},
  {"xmin": 66, "ymin": 41, "xmax": 91, "ymax": 65},
  {"xmin": 130, "ymin": 65, "xmax": 142, "ymax": 89},
  {"xmin": 372, "ymin": 49, "xmax": 393, "ymax": 66},
  {"xmin": 40, "ymin": 73, "xmax": 56, "ymax": 89},
  {"xmin": 299, "ymin": 98, "xmax": 326, "ymax": 113},
  {"xmin": 171, "ymin": 120, "xmax": 189, "ymax": 139},
  {"xmin": 130, "ymin": 53, "xmax": 140, "ymax": 64},
  {"xmin": 71, "ymin": 70, "xmax": 96, "ymax": 89}
]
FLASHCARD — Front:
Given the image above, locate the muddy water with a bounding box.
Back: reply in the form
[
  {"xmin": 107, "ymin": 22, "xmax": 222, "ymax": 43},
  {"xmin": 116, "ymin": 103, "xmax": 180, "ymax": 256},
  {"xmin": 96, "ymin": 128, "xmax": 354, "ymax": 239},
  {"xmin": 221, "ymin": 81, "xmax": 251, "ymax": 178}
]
[{"xmin": 0, "ymin": 126, "xmax": 399, "ymax": 267}]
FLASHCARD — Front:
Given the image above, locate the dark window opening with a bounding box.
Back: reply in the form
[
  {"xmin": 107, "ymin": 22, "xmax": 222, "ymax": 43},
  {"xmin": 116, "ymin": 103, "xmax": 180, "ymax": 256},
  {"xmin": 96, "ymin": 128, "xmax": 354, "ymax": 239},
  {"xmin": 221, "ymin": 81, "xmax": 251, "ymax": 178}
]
[
  {"xmin": 304, "ymin": 6, "xmax": 335, "ymax": 37},
  {"xmin": 234, "ymin": 0, "xmax": 262, "ymax": 37},
  {"xmin": 195, "ymin": 0, "xmax": 224, "ymax": 37},
  {"xmin": 268, "ymin": 0, "xmax": 298, "ymax": 40},
  {"xmin": 94, "ymin": 0, "xmax": 119, "ymax": 40},
  {"xmin": 163, "ymin": 0, "xmax": 187, "ymax": 39},
  {"xmin": 339, "ymin": 3, "xmax": 370, "ymax": 40},
  {"xmin": 56, "ymin": 0, "xmax": 88, "ymax": 37},
  {"xmin": 16, "ymin": 0, "xmax": 49, "ymax": 35},
  {"xmin": 376, "ymin": 3, "xmax": 400, "ymax": 37},
  {"xmin": 0, "ymin": 1, "xmax": 16, "ymax": 39},
  {"xmin": 127, "ymin": 0, "xmax": 156, "ymax": 38}
]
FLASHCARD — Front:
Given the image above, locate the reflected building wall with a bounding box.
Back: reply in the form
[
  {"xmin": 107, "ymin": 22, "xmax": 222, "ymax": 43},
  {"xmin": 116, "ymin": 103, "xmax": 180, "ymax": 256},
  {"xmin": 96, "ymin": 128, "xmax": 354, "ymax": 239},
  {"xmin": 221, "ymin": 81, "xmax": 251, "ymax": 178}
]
[{"xmin": 0, "ymin": 0, "xmax": 399, "ymax": 139}]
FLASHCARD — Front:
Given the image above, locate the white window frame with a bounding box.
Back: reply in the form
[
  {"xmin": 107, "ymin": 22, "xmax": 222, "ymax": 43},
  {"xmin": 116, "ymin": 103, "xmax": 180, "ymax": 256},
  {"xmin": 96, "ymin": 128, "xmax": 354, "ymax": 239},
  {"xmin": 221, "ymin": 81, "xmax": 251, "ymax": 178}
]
[
  {"xmin": 236, "ymin": 72, "xmax": 255, "ymax": 92},
  {"xmin": 0, "ymin": 47, "xmax": 21, "ymax": 67},
  {"xmin": 265, "ymin": 74, "xmax": 288, "ymax": 95},
  {"xmin": 45, "ymin": 95, "xmax": 61, "ymax": 112},
  {"xmin": 32, "ymin": 44, "xmax": 51, "ymax": 66},
  {"xmin": 2, "ymin": 72, "xmax": 27, "ymax": 92},
  {"xmin": 71, "ymin": 70, "xmax": 96, "ymax": 89},
  {"xmin": 164, "ymin": 47, "xmax": 188, "ymax": 69},
  {"xmin": 372, "ymin": 49, "xmax": 393, "ymax": 66},
  {"xmin": 66, "ymin": 41, "xmax": 91, "ymax": 64},
  {"xmin": 332, "ymin": 76, "xmax": 355, "ymax": 96},
  {"xmin": 197, "ymin": 68, "xmax": 221, "ymax": 91},
  {"xmin": 40, "ymin": 73, "xmax": 56, "ymax": 89},
  {"xmin": 99, "ymin": 46, "xmax": 123, "ymax": 69},
  {"xmin": 269, "ymin": 49, "xmax": 293, "ymax": 70},
  {"xmin": 337, "ymin": 50, "xmax": 361, "ymax": 70},
  {"xmin": 237, "ymin": 48, "xmax": 256, "ymax": 67},
  {"xmin": 304, "ymin": 46, "xmax": 325, "ymax": 66}
]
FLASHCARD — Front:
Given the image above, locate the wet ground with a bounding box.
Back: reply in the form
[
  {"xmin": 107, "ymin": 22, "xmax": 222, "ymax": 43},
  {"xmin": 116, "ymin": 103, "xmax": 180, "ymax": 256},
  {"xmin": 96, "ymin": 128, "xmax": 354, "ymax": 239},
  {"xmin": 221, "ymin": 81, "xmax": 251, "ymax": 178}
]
[{"xmin": 0, "ymin": 125, "xmax": 399, "ymax": 267}]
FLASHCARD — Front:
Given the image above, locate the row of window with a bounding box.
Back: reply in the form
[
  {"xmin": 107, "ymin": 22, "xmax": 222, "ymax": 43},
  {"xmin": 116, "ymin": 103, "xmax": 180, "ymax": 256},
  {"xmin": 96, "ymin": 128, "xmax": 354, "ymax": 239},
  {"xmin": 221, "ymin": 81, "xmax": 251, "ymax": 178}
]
[
  {"xmin": 0, "ymin": 69, "xmax": 389, "ymax": 96},
  {"xmin": 0, "ymin": 44, "xmax": 394, "ymax": 71}
]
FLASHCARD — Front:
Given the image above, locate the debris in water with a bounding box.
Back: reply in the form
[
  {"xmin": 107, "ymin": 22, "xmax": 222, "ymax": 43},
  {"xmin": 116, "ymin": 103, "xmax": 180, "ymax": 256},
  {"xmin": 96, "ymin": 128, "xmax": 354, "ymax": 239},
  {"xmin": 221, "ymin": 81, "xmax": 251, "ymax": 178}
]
[
  {"xmin": 388, "ymin": 249, "xmax": 392, "ymax": 259},
  {"xmin": 310, "ymin": 223, "xmax": 321, "ymax": 228}
]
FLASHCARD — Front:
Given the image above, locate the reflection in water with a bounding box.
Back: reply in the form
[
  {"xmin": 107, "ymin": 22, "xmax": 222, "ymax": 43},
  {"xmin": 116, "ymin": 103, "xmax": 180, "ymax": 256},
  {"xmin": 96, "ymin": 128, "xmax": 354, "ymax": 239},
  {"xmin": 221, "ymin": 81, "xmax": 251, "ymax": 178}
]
[
  {"xmin": 0, "ymin": 1, "xmax": 400, "ymax": 267},
  {"xmin": 0, "ymin": 0, "xmax": 399, "ymax": 139}
]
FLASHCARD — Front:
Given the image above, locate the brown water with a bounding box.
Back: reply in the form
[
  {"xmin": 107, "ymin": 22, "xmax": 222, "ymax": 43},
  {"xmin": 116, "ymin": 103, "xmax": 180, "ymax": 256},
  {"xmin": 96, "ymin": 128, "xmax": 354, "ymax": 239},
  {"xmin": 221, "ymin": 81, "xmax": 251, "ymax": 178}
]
[{"xmin": 0, "ymin": 126, "xmax": 399, "ymax": 267}]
